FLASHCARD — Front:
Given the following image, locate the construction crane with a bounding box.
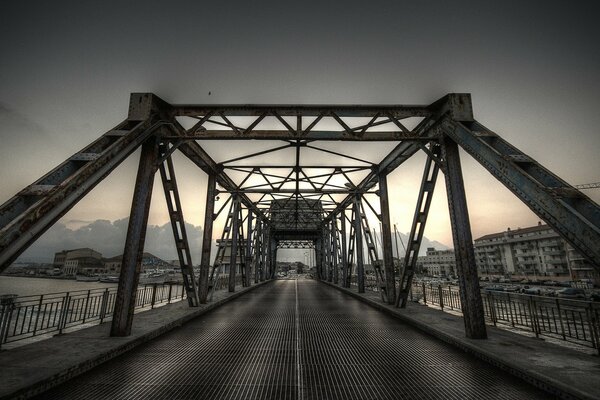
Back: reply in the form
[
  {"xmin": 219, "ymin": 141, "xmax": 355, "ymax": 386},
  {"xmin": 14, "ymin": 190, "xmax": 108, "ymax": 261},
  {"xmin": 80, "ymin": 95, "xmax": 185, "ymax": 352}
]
[{"xmin": 575, "ymin": 182, "xmax": 600, "ymax": 190}]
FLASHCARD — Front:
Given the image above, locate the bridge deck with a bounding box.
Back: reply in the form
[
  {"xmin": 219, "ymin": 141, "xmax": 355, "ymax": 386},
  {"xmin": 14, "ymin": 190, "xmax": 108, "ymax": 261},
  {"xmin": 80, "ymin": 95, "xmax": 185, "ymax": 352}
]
[{"xmin": 37, "ymin": 280, "xmax": 551, "ymax": 399}]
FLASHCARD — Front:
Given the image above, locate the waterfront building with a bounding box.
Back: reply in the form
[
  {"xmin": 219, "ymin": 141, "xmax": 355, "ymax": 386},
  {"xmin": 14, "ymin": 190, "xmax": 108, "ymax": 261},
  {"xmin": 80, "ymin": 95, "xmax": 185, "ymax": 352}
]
[
  {"xmin": 54, "ymin": 248, "xmax": 103, "ymax": 275},
  {"xmin": 473, "ymin": 222, "xmax": 598, "ymax": 284},
  {"xmin": 421, "ymin": 247, "xmax": 456, "ymax": 277}
]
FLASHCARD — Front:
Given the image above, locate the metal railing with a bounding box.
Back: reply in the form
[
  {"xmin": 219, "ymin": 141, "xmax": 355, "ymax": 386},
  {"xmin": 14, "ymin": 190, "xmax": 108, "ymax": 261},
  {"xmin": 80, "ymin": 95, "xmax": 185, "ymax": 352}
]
[
  {"xmin": 409, "ymin": 282, "xmax": 600, "ymax": 353},
  {"xmin": 0, "ymin": 283, "xmax": 187, "ymax": 348}
]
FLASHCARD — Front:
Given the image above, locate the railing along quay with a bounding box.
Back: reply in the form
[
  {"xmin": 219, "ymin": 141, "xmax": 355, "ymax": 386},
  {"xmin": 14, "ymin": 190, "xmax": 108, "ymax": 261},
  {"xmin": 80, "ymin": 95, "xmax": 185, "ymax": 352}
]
[
  {"xmin": 0, "ymin": 283, "xmax": 186, "ymax": 348},
  {"xmin": 349, "ymin": 277, "xmax": 600, "ymax": 352},
  {"xmin": 409, "ymin": 282, "xmax": 600, "ymax": 353}
]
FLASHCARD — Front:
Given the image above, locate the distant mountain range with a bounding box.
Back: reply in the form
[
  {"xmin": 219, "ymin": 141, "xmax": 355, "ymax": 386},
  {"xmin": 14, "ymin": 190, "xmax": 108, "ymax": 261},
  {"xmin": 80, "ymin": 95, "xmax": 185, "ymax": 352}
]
[{"xmin": 17, "ymin": 218, "xmax": 449, "ymax": 265}]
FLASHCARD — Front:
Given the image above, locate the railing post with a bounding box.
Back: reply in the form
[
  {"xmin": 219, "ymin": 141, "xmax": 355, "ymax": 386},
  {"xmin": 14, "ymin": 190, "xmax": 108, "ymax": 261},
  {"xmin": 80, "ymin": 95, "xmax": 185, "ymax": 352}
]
[
  {"xmin": 422, "ymin": 282, "xmax": 427, "ymax": 304},
  {"xmin": 528, "ymin": 296, "xmax": 540, "ymax": 338},
  {"xmin": 58, "ymin": 293, "xmax": 71, "ymax": 335},
  {"xmin": 586, "ymin": 303, "xmax": 599, "ymax": 354},
  {"xmin": 0, "ymin": 294, "xmax": 17, "ymax": 349},
  {"xmin": 32, "ymin": 294, "xmax": 44, "ymax": 336},
  {"xmin": 555, "ymin": 298, "xmax": 566, "ymax": 340},
  {"xmin": 151, "ymin": 283, "xmax": 157, "ymax": 309},
  {"xmin": 487, "ymin": 292, "xmax": 497, "ymax": 326},
  {"xmin": 167, "ymin": 283, "xmax": 173, "ymax": 304},
  {"xmin": 99, "ymin": 289, "xmax": 109, "ymax": 323},
  {"xmin": 438, "ymin": 285, "xmax": 444, "ymax": 311},
  {"xmin": 82, "ymin": 290, "xmax": 91, "ymax": 323}
]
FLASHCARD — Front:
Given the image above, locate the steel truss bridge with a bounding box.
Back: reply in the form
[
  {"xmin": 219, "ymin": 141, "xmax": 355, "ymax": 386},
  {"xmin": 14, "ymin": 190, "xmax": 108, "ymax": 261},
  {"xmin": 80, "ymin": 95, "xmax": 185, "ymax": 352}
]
[{"xmin": 0, "ymin": 93, "xmax": 598, "ymax": 341}]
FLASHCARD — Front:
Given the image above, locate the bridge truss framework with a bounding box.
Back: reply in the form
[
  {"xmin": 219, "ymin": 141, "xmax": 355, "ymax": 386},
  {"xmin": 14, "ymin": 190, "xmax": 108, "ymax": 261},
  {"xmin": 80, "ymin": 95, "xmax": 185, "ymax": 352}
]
[{"xmin": 0, "ymin": 93, "xmax": 598, "ymax": 340}]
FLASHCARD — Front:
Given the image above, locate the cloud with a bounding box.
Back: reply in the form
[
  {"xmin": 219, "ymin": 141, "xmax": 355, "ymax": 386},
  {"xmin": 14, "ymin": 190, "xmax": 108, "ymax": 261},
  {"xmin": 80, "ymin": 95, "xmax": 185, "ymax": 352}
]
[{"xmin": 18, "ymin": 218, "xmax": 204, "ymax": 263}]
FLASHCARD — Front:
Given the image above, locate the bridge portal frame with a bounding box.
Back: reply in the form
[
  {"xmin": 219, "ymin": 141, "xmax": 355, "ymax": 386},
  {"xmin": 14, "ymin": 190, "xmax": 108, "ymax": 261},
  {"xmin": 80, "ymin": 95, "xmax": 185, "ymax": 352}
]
[{"xmin": 0, "ymin": 93, "xmax": 597, "ymax": 339}]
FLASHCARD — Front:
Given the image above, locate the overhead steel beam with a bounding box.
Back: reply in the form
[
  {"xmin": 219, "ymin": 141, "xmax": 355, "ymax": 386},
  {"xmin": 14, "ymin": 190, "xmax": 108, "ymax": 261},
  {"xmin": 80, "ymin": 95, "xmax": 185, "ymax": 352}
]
[
  {"xmin": 0, "ymin": 106, "xmax": 165, "ymax": 271},
  {"xmin": 170, "ymin": 104, "xmax": 433, "ymax": 118},
  {"xmin": 443, "ymin": 119, "xmax": 600, "ymax": 270},
  {"xmin": 321, "ymin": 94, "xmax": 469, "ymax": 225},
  {"xmin": 165, "ymin": 131, "xmax": 434, "ymax": 141}
]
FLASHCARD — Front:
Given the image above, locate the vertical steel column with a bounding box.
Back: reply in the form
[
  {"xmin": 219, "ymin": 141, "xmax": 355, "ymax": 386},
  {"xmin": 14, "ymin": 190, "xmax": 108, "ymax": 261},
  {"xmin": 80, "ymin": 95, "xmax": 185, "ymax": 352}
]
[
  {"xmin": 332, "ymin": 217, "xmax": 339, "ymax": 284},
  {"xmin": 379, "ymin": 173, "xmax": 396, "ymax": 304},
  {"xmin": 315, "ymin": 237, "xmax": 323, "ymax": 280},
  {"xmin": 198, "ymin": 173, "xmax": 216, "ymax": 303},
  {"xmin": 158, "ymin": 147, "xmax": 199, "ymax": 306},
  {"xmin": 326, "ymin": 222, "xmax": 333, "ymax": 282},
  {"xmin": 396, "ymin": 144, "xmax": 441, "ymax": 308},
  {"xmin": 229, "ymin": 196, "xmax": 240, "ymax": 292},
  {"xmin": 111, "ymin": 138, "xmax": 158, "ymax": 337},
  {"xmin": 254, "ymin": 218, "xmax": 262, "ymax": 284},
  {"xmin": 442, "ymin": 137, "xmax": 487, "ymax": 339},
  {"xmin": 340, "ymin": 210, "xmax": 349, "ymax": 288},
  {"xmin": 260, "ymin": 224, "xmax": 267, "ymax": 281},
  {"xmin": 353, "ymin": 196, "xmax": 365, "ymax": 293},
  {"xmin": 245, "ymin": 211, "xmax": 253, "ymax": 287}
]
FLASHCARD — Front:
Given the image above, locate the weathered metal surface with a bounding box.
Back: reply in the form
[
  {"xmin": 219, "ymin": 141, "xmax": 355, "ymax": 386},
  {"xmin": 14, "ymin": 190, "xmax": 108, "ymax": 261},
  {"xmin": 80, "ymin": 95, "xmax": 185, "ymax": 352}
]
[
  {"xmin": 444, "ymin": 119, "xmax": 600, "ymax": 270},
  {"xmin": 198, "ymin": 174, "xmax": 216, "ymax": 303},
  {"xmin": 158, "ymin": 146, "xmax": 199, "ymax": 306},
  {"xmin": 170, "ymin": 104, "xmax": 433, "ymax": 118},
  {"xmin": 171, "ymin": 130, "xmax": 434, "ymax": 141},
  {"xmin": 339, "ymin": 210, "xmax": 349, "ymax": 288},
  {"xmin": 0, "ymin": 118, "xmax": 153, "ymax": 271},
  {"xmin": 353, "ymin": 196, "xmax": 365, "ymax": 293},
  {"xmin": 378, "ymin": 173, "xmax": 396, "ymax": 304},
  {"xmin": 396, "ymin": 143, "xmax": 441, "ymax": 308},
  {"xmin": 441, "ymin": 137, "xmax": 487, "ymax": 339},
  {"xmin": 228, "ymin": 197, "xmax": 241, "ymax": 293},
  {"xmin": 110, "ymin": 138, "xmax": 159, "ymax": 337}
]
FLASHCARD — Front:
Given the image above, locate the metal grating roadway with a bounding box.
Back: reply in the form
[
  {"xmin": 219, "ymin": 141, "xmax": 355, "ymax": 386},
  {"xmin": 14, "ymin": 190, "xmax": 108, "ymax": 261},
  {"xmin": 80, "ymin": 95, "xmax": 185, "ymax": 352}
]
[{"xmin": 36, "ymin": 280, "xmax": 554, "ymax": 399}]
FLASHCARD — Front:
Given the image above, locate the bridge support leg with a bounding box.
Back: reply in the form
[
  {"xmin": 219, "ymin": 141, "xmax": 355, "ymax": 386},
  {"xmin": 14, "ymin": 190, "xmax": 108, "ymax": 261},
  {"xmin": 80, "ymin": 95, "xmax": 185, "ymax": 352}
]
[
  {"xmin": 353, "ymin": 196, "xmax": 365, "ymax": 293},
  {"xmin": 270, "ymin": 238, "xmax": 277, "ymax": 279},
  {"xmin": 442, "ymin": 137, "xmax": 487, "ymax": 339},
  {"xmin": 111, "ymin": 139, "xmax": 158, "ymax": 337},
  {"xmin": 229, "ymin": 196, "xmax": 240, "ymax": 292},
  {"xmin": 332, "ymin": 218, "xmax": 339, "ymax": 285},
  {"xmin": 198, "ymin": 173, "xmax": 216, "ymax": 303},
  {"xmin": 245, "ymin": 211, "xmax": 253, "ymax": 287},
  {"xmin": 379, "ymin": 173, "xmax": 396, "ymax": 304},
  {"xmin": 340, "ymin": 211, "xmax": 349, "ymax": 288}
]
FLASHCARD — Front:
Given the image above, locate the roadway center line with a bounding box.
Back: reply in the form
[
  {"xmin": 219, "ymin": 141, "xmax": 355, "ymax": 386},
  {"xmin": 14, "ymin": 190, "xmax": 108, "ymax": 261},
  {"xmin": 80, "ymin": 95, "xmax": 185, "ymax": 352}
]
[{"xmin": 295, "ymin": 279, "xmax": 303, "ymax": 399}]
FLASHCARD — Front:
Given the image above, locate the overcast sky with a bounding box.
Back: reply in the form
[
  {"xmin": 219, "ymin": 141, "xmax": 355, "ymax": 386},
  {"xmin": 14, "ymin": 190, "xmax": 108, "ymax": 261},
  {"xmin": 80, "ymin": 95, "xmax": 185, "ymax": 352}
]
[{"xmin": 1, "ymin": 0, "xmax": 599, "ymax": 259}]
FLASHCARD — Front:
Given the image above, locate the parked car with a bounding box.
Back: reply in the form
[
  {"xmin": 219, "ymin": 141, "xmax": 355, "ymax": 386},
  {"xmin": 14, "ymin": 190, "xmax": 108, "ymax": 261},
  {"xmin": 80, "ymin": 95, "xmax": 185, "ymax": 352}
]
[
  {"xmin": 589, "ymin": 291, "xmax": 600, "ymax": 302},
  {"xmin": 558, "ymin": 281, "xmax": 573, "ymax": 288},
  {"xmin": 556, "ymin": 288, "xmax": 586, "ymax": 299},
  {"xmin": 484, "ymin": 285, "xmax": 505, "ymax": 292},
  {"xmin": 523, "ymin": 286, "xmax": 543, "ymax": 295}
]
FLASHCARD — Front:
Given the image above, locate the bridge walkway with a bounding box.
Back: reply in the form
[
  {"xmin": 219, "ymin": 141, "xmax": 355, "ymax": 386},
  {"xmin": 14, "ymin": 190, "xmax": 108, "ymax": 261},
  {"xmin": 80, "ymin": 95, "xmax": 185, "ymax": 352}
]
[{"xmin": 36, "ymin": 280, "xmax": 551, "ymax": 399}]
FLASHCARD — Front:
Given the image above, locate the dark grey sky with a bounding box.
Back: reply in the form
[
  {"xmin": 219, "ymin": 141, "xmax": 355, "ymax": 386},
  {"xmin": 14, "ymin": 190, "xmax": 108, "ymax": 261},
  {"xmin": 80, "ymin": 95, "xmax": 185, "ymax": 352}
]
[{"xmin": 1, "ymin": 0, "xmax": 599, "ymax": 247}]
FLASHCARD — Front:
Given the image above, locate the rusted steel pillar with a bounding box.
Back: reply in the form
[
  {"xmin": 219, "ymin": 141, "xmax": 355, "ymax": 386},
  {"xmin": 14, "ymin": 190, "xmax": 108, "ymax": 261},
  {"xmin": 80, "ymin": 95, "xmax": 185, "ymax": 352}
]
[
  {"xmin": 229, "ymin": 196, "xmax": 240, "ymax": 292},
  {"xmin": 340, "ymin": 210, "xmax": 349, "ymax": 288},
  {"xmin": 378, "ymin": 173, "xmax": 396, "ymax": 304},
  {"xmin": 315, "ymin": 237, "xmax": 323, "ymax": 280},
  {"xmin": 245, "ymin": 210, "xmax": 253, "ymax": 287},
  {"xmin": 254, "ymin": 219, "xmax": 262, "ymax": 284},
  {"xmin": 353, "ymin": 196, "xmax": 365, "ymax": 293},
  {"xmin": 110, "ymin": 138, "xmax": 158, "ymax": 337},
  {"xmin": 442, "ymin": 137, "xmax": 487, "ymax": 339},
  {"xmin": 332, "ymin": 217, "xmax": 339, "ymax": 284},
  {"xmin": 198, "ymin": 173, "xmax": 216, "ymax": 303}
]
